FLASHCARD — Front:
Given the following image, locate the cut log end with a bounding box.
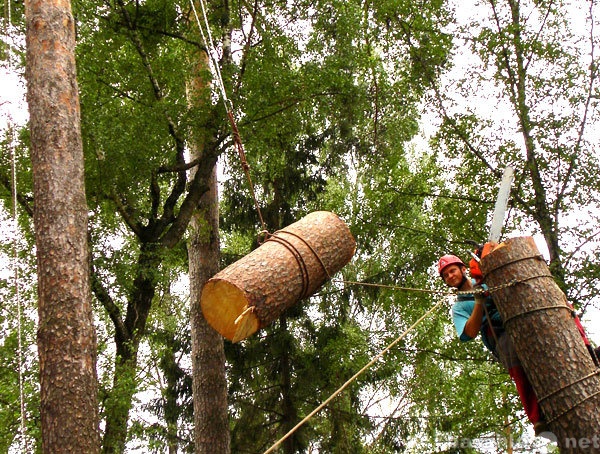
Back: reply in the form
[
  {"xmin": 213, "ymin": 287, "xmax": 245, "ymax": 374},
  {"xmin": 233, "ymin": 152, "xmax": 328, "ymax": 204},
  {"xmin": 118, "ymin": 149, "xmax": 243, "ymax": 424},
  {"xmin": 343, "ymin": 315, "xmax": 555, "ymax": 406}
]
[
  {"xmin": 200, "ymin": 211, "xmax": 355, "ymax": 342},
  {"xmin": 201, "ymin": 279, "xmax": 260, "ymax": 342}
]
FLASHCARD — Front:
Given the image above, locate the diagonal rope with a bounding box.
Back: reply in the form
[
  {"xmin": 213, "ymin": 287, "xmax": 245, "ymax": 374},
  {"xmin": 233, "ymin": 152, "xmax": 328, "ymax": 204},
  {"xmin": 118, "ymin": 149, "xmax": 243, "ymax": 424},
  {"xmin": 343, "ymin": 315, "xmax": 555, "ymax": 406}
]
[
  {"xmin": 189, "ymin": 0, "xmax": 267, "ymax": 233},
  {"xmin": 262, "ymin": 298, "xmax": 445, "ymax": 454},
  {"xmin": 335, "ymin": 278, "xmax": 457, "ymax": 296}
]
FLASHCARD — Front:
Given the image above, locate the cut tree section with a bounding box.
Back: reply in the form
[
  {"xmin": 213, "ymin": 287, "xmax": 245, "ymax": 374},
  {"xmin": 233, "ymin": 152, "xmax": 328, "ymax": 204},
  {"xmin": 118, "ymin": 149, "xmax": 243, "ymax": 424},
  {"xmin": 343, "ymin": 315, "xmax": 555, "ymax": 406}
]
[
  {"xmin": 481, "ymin": 236, "xmax": 600, "ymax": 448},
  {"xmin": 201, "ymin": 211, "xmax": 356, "ymax": 342}
]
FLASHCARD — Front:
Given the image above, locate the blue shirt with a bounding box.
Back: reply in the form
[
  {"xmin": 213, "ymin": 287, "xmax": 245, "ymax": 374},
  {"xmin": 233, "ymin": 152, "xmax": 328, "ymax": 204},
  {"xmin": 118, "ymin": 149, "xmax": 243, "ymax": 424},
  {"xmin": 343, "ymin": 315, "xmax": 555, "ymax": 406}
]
[{"xmin": 451, "ymin": 284, "xmax": 503, "ymax": 353}]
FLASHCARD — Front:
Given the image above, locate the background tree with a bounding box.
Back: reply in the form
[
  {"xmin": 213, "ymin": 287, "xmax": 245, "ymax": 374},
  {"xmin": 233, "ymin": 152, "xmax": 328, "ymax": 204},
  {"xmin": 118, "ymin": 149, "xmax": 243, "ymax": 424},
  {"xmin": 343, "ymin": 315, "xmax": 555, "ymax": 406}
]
[
  {"xmin": 412, "ymin": 0, "xmax": 600, "ymax": 448},
  {"xmin": 426, "ymin": 0, "xmax": 600, "ymax": 301},
  {"xmin": 187, "ymin": 47, "xmax": 230, "ymax": 453}
]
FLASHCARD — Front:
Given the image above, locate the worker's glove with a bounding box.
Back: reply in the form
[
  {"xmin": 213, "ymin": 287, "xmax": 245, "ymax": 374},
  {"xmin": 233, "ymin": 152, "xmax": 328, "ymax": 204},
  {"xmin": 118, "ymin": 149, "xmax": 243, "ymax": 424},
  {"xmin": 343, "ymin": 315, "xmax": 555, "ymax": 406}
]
[{"xmin": 473, "ymin": 283, "xmax": 490, "ymax": 302}]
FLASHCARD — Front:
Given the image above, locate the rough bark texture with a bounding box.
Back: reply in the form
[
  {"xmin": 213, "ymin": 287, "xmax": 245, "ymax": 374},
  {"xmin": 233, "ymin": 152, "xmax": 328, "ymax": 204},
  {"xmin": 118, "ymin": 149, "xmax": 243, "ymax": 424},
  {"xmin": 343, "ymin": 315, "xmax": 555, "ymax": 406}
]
[
  {"xmin": 189, "ymin": 167, "xmax": 231, "ymax": 454},
  {"xmin": 201, "ymin": 211, "xmax": 356, "ymax": 342},
  {"xmin": 187, "ymin": 46, "xmax": 230, "ymax": 453},
  {"xmin": 481, "ymin": 237, "xmax": 600, "ymax": 453},
  {"xmin": 24, "ymin": 0, "xmax": 100, "ymax": 451}
]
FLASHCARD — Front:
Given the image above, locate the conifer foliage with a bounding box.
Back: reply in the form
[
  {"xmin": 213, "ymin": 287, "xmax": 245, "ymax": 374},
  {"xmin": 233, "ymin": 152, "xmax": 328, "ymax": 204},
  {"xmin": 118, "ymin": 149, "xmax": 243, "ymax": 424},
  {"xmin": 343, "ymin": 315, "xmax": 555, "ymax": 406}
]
[{"xmin": 1, "ymin": 0, "xmax": 599, "ymax": 452}]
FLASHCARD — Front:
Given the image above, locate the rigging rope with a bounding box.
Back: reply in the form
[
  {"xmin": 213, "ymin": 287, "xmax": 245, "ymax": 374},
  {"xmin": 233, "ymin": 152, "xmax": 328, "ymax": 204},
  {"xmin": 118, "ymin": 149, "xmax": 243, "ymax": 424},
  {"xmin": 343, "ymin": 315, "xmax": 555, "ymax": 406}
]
[
  {"xmin": 261, "ymin": 274, "xmax": 544, "ymax": 453},
  {"xmin": 4, "ymin": 5, "xmax": 28, "ymax": 449},
  {"xmin": 189, "ymin": 0, "xmax": 267, "ymax": 233},
  {"xmin": 10, "ymin": 127, "xmax": 28, "ymax": 453},
  {"xmin": 262, "ymin": 298, "xmax": 445, "ymax": 454}
]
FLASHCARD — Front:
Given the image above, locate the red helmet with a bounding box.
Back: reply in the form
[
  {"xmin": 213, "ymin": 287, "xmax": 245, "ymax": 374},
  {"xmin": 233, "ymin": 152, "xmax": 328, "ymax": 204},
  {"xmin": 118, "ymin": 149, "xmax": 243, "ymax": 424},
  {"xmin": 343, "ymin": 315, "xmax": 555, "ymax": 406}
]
[{"xmin": 438, "ymin": 254, "xmax": 465, "ymax": 276}]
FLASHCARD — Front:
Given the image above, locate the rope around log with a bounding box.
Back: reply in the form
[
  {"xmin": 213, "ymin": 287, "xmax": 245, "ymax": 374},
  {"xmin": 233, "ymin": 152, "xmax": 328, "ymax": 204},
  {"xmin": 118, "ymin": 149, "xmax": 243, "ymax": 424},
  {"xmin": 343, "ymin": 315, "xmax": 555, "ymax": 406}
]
[
  {"xmin": 546, "ymin": 389, "xmax": 600, "ymax": 425},
  {"xmin": 264, "ymin": 233, "xmax": 311, "ymax": 299},
  {"xmin": 263, "ymin": 230, "xmax": 333, "ymax": 300},
  {"xmin": 501, "ymin": 305, "xmax": 575, "ymax": 326},
  {"xmin": 538, "ymin": 369, "xmax": 600, "ymax": 405}
]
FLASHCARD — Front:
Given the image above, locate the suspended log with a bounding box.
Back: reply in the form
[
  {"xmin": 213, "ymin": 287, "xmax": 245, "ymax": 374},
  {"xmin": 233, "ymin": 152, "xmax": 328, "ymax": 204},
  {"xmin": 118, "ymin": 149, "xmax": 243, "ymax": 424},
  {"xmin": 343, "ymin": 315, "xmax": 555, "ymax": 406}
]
[
  {"xmin": 481, "ymin": 237, "xmax": 600, "ymax": 452},
  {"xmin": 201, "ymin": 211, "xmax": 356, "ymax": 342}
]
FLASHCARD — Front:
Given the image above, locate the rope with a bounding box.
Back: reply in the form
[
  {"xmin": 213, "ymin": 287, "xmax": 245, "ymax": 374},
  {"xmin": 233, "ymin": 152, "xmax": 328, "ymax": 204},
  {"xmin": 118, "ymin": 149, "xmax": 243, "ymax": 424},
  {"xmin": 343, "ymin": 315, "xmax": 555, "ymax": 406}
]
[
  {"xmin": 4, "ymin": 4, "xmax": 28, "ymax": 448},
  {"xmin": 9, "ymin": 122, "xmax": 28, "ymax": 452},
  {"xmin": 538, "ymin": 369, "xmax": 600, "ymax": 404},
  {"xmin": 261, "ymin": 230, "xmax": 332, "ymax": 299},
  {"xmin": 335, "ymin": 275, "xmax": 527, "ymax": 298},
  {"xmin": 545, "ymin": 389, "xmax": 600, "ymax": 425},
  {"xmin": 265, "ymin": 233, "xmax": 311, "ymax": 299},
  {"xmin": 189, "ymin": 0, "xmax": 229, "ymax": 110},
  {"xmin": 189, "ymin": 0, "xmax": 268, "ymax": 234},
  {"xmin": 336, "ymin": 279, "xmax": 456, "ymax": 296},
  {"xmin": 502, "ymin": 305, "xmax": 575, "ymax": 326},
  {"xmin": 262, "ymin": 298, "xmax": 445, "ymax": 454}
]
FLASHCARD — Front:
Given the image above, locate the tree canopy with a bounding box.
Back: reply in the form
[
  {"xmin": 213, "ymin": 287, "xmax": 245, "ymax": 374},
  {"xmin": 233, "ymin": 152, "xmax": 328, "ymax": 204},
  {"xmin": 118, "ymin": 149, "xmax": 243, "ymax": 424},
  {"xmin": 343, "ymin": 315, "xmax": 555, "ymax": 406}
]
[{"xmin": 1, "ymin": 0, "xmax": 599, "ymax": 452}]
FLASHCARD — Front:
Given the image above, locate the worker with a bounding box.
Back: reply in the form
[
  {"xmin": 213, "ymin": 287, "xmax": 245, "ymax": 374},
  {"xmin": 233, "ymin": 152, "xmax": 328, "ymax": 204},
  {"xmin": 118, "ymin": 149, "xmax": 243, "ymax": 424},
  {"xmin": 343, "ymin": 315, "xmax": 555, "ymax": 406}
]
[{"xmin": 438, "ymin": 253, "xmax": 548, "ymax": 435}]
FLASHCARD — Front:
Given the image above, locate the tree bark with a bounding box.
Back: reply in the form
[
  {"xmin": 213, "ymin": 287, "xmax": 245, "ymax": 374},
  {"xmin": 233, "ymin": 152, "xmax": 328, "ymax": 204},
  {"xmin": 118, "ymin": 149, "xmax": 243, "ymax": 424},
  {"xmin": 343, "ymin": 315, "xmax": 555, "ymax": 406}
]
[
  {"xmin": 24, "ymin": 0, "xmax": 100, "ymax": 450},
  {"xmin": 481, "ymin": 237, "xmax": 600, "ymax": 453},
  {"xmin": 187, "ymin": 47, "xmax": 230, "ymax": 453},
  {"xmin": 189, "ymin": 167, "xmax": 231, "ymax": 454},
  {"xmin": 201, "ymin": 211, "xmax": 356, "ymax": 342}
]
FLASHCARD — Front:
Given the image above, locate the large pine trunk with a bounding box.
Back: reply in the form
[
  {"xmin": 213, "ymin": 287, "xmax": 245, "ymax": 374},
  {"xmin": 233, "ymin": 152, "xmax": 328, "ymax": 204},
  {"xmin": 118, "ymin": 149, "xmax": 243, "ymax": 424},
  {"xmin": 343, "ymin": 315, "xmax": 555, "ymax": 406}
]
[
  {"xmin": 24, "ymin": 0, "xmax": 100, "ymax": 450},
  {"xmin": 481, "ymin": 237, "xmax": 600, "ymax": 453}
]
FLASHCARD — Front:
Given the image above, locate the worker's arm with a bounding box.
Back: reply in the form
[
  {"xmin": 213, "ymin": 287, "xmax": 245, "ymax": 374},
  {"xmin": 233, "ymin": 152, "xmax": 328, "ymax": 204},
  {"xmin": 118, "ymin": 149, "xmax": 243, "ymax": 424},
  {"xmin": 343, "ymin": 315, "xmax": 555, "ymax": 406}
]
[{"xmin": 462, "ymin": 296, "xmax": 485, "ymax": 339}]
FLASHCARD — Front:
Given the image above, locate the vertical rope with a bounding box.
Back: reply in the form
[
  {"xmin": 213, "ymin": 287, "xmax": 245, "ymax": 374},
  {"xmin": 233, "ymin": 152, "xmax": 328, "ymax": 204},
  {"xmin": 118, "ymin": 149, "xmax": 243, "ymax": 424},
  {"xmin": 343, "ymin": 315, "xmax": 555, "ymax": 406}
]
[
  {"xmin": 10, "ymin": 126, "xmax": 28, "ymax": 453},
  {"xmin": 5, "ymin": 3, "xmax": 28, "ymax": 448}
]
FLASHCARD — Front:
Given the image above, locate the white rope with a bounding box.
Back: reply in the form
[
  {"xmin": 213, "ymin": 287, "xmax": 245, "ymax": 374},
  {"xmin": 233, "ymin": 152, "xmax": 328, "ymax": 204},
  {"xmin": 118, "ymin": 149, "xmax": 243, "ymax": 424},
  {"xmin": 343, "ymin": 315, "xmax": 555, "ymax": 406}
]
[
  {"xmin": 262, "ymin": 299, "xmax": 445, "ymax": 454},
  {"xmin": 9, "ymin": 123, "xmax": 28, "ymax": 453},
  {"xmin": 189, "ymin": 0, "xmax": 232, "ymax": 112},
  {"xmin": 5, "ymin": 4, "xmax": 28, "ymax": 449}
]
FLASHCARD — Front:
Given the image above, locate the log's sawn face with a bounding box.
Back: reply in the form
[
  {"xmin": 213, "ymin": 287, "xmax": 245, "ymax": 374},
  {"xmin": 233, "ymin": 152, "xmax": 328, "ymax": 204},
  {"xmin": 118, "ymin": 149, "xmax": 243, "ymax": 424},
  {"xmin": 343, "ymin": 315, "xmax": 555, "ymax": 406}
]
[
  {"xmin": 201, "ymin": 211, "xmax": 356, "ymax": 342},
  {"xmin": 481, "ymin": 237, "xmax": 600, "ymax": 450}
]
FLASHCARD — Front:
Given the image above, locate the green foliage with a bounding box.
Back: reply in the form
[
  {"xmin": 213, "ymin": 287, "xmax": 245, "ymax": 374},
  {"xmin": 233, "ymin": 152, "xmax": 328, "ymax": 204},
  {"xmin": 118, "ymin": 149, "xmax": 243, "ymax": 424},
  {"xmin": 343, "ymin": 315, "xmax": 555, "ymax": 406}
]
[
  {"xmin": 6, "ymin": 0, "xmax": 592, "ymax": 452},
  {"xmin": 0, "ymin": 325, "xmax": 41, "ymax": 453}
]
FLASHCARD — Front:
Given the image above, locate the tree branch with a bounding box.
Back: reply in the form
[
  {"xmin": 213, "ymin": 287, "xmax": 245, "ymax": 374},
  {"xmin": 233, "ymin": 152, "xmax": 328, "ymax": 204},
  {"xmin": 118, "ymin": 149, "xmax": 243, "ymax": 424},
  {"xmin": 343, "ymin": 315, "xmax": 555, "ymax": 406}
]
[
  {"xmin": 0, "ymin": 172, "xmax": 34, "ymax": 217},
  {"xmin": 90, "ymin": 264, "xmax": 129, "ymax": 344}
]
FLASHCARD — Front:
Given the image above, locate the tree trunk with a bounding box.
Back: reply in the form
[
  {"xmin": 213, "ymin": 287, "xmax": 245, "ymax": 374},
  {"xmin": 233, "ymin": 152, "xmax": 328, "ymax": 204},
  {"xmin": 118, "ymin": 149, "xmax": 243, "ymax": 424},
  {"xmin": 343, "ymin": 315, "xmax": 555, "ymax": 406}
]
[
  {"xmin": 162, "ymin": 326, "xmax": 180, "ymax": 454},
  {"xmin": 481, "ymin": 237, "xmax": 600, "ymax": 453},
  {"xmin": 24, "ymin": 0, "xmax": 100, "ymax": 450},
  {"xmin": 102, "ymin": 354, "xmax": 138, "ymax": 454},
  {"xmin": 187, "ymin": 47, "xmax": 230, "ymax": 453},
  {"xmin": 101, "ymin": 242, "xmax": 161, "ymax": 453},
  {"xmin": 189, "ymin": 167, "xmax": 231, "ymax": 454},
  {"xmin": 279, "ymin": 316, "xmax": 300, "ymax": 454},
  {"xmin": 201, "ymin": 211, "xmax": 356, "ymax": 342}
]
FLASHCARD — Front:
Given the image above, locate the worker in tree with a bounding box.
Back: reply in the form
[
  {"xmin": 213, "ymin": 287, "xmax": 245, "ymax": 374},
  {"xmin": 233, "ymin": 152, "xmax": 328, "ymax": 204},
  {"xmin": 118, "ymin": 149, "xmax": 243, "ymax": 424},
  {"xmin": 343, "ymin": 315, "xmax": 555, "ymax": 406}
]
[{"xmin": 438, "ymin": 253, "xmax": 548, "ymax": 435}]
